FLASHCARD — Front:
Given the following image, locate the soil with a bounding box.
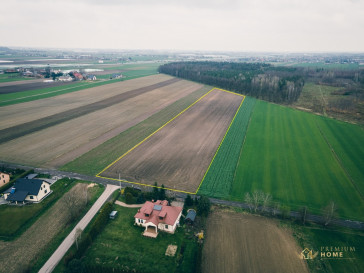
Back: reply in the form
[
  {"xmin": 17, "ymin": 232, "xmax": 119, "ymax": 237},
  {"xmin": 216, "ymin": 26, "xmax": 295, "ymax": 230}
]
[
  {"xmin": 101, "ymin": 89, "xmax": 243, "ymax": 193},
  {"xmin": 202, "ymin": 210, "xmax": 309, "ymax": 273}
]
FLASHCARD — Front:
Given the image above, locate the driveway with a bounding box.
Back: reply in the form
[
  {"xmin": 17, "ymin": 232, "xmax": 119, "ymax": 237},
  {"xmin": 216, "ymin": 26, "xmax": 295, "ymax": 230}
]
[{"xmin": 38, "ymin": 184, "xmax": 119, "ymax": 273}]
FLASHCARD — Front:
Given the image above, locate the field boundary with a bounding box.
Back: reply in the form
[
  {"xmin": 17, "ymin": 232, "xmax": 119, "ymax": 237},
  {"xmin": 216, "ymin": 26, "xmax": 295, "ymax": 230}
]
[{"xmin": 96, "ymin": 87, "xmax": 245, "ymax": 194}]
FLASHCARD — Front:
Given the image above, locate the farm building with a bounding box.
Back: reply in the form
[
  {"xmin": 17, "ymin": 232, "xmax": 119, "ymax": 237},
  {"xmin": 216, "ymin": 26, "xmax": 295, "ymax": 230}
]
[
  {"xmin": 185, "ymin": 209, "xmax": 197, "ymax": 225},
  {"xmin": 86, "ymin": 74, "xmax": 97, "ymax": 81},
  {"xmin": 110, "ymin": 73, "xmax": 122, "ymax": 79},
  {"xmin": 58, "ymin": 75, "xmax": 73, "ymax": 82},
  {"xmin": 3, "ymin": 178, "xmax": 51, "ymax": 204},
  {"xmin": 0, "ymin": 172, "xmax": 10, "ymax": 185},
  {"xmin": 72, "ymin": 72, "xmax": 84, "ymax": 80},
  {"xmin": 134, "ymin": 200, "xmax": 182, "ymax": 238}
]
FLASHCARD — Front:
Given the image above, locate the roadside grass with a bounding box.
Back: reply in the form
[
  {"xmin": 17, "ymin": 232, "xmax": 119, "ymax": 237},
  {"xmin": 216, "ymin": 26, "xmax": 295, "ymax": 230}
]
[
  {"xmin": 0, "ymin": 178, "xmax": 78, "ymax": 240},
  {"xmin": 80, "ymin": 206, "xmax": 199, "ymax": 273},
  {"xmin": 198, "ymin": 96, "xmax": 256, "ymax": 197},
  {"xmin": 29, "ymin": 182, "xmax": 104, "ymax": 273},
  {"xmin": 231, "ymin": 100, "xmax": 364, "ymax": 221},
  {"xmin": 290, "ymin": 222, "xmax": 364, "ymax": 273},
  {"xmin": 61, "ymin": 85, "xmax": 211, "ymax": 176}
]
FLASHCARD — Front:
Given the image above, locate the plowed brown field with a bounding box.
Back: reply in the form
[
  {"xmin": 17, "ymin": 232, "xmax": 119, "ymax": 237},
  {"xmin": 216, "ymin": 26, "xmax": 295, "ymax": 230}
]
[
  {"xmin": 0, "ymin": 78, "xmax": 202, "ymax": 167},
  {"xmin": 202, "ymin": 210, "xmax": 309, "ymax": 273},
  {"xmin": 100, "ymin": 89, "xmax": 243, "ymax": 193}
]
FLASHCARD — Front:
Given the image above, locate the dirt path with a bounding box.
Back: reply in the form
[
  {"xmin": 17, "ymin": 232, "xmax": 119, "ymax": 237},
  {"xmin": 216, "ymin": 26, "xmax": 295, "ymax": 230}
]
[
  {"xmin": 202, "ymin": 210, "xmax": 309, "ymax": 273},
  {"xmin": 115, "ymin": 200, "xmax": 144, "ymax": 208},
  {"xmin": 0, "ymin": 183, "xmax": 88, "ymax": 273}
]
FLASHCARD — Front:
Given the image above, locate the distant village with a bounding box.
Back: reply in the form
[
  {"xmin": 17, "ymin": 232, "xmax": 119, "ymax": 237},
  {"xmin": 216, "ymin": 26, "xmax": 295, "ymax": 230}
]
[{"xmin": 0, "ymin": 66, "xmax": 122, "ymax": 82}]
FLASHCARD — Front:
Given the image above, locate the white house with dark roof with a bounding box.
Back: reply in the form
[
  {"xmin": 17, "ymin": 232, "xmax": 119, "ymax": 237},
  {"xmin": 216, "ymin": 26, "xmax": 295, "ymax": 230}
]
[{"xmin": 4, "ymin": 178, "xmax": 51, "ymax": 204}]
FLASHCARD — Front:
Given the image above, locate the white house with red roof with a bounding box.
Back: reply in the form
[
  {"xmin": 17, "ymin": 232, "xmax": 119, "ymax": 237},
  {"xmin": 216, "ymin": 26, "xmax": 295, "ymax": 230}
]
[{"xmin": 134, "ymin": 200, "xmax": 182, "ymax": 238}]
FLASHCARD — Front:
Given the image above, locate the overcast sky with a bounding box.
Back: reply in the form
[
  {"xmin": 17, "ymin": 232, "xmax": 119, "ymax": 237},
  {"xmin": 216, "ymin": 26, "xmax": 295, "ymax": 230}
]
[{"xmin": 0, "ymin": 0, "xmax": 363, "ymax": 52}]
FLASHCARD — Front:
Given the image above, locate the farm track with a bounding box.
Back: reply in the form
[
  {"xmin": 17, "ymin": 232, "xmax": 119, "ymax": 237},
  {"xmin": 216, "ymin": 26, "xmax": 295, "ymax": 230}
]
[{"xmin": 0, "ymin": 78, "xmax": 181, "ymax": 144}]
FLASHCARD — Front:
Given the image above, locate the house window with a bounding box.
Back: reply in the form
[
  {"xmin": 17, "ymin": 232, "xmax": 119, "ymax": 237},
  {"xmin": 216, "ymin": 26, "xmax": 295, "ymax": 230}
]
[
  {"xmin": 44, "ymin": 189, "xmax": 47, "ymax": 194},
  {"xmin": 30, "ymin": 196, "xmax": 34, "ymax": 199},
  {"xmin": 165, "ymin": 225, "xmax": 168, "ymax": 229}
]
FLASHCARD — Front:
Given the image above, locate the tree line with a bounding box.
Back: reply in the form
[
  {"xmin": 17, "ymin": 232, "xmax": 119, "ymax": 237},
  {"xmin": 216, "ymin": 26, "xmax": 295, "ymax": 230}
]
[{"xmin": 159, "ymin": 62, "xmax": 305, "ymax": 103}]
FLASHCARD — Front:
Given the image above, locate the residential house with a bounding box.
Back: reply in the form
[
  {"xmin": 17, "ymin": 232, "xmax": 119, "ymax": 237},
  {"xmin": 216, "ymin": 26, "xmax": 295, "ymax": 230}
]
[
  {"xmin": 73, "ymin": 72, "xmax": 84, "ymax": 81},
  {"xmin": 58, "ymin": 75, "xmax": 73, "ymax": 82},
  {"xmin": 0, "ymin": 172, "xmax": 10, "ymax": 186},
  {"xmin": 4, "ymin": 178, "xmax": 51, "ymax": 204},
  {"xmin": 134, "ymin": 200, "xmax": 182, "ymax": 238},
  {"xmin": 86, "ymin": 74, "xmax": 97, "ymax": 81},
  {"xmin": 110, "ymin": 73, "xmax": 122, "ymax": 79}
]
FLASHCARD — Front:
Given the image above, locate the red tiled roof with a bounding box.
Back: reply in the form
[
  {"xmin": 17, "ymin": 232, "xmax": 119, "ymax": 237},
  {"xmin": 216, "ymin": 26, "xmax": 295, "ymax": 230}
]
[{"xmin": 135, "ymin": 200, "xmax": 182, "ymax": 226}]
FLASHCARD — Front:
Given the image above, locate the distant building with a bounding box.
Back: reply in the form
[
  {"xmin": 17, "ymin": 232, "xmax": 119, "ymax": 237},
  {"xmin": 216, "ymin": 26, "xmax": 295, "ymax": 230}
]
[
  {"xmin": 23, "ymin": 71, "xmax": 34, "ymax": 77},
  {"xmin": 0, "ymin": 172, "xmax": 10, "ymax": 186},
  {"xmin": 134, "ymin": 200, "xmax": 182, "ymax": 238},
  {"xmin": 185, "ymin": 209, "xmax": 196, "ymax": 225},
  {"xmin": 73, "ymin": 72, "xmax": 84, "ymax": 81},
  {"xmin": 86, "ymin": 74, "xmax": 97, "ymax": 81},
  {"xmin": 110, "ymin": 73, "xmax": 122, "ymax": 79},
  {"xmin": 4, "ymin": 179, "xmax": 51, "ymax": 204},
  {"xmin": 98, "ymin": 60, "xmax": 104, "ymax": 63},
  {"xmin": 58, "ymin": 75, "xmax": 73, "ymax": 82}
]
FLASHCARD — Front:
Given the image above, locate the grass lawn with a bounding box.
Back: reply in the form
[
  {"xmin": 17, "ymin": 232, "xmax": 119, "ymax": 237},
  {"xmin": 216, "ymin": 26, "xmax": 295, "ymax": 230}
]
[
  {"xmin": 61, "ymin": 85, "xmax": 211, "ymax": 175},
  {"xmin": 82, "ymin": 206, "xmax": 199, "ymax": 273},
  {"xmin": 230, "ymin": 100, "xmax": 364, "ymax": 221},
  {"xmin": 0, "ymin": 178, "xmax": 79, "ymax": 239},
  {"xmin": 291, "ymin": 223, "xmax": 364, "ymax": 273}
]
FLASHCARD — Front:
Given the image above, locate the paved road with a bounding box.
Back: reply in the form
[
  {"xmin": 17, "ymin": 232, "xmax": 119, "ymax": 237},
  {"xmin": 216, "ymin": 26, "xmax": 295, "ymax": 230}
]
[
  {"xmin": 38, "ymin": 184, "xmax": 119, "ymax": 273},
  {"xmin": 1, "ymin": 161, "xmax": 363, "ymax": 230}
]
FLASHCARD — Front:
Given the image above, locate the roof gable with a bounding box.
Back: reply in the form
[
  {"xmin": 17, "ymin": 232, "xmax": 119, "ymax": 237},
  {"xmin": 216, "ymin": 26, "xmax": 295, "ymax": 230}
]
[{"xmin": 13, "ymin": 179, "xmax": 44, "ymax": 195}]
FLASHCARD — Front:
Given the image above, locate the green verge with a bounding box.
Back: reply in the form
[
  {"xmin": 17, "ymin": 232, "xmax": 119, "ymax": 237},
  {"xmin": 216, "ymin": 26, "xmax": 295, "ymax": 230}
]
[
  {"xmin": 0, "ymin": 178, "xmax": 77, "ymax": 240},
  {"xmin": 231, "ymin": 100, "xmax": 364, "ymax": 221},
  {"xmin": 291, "ymin": 223, "xmax": 364, "ymax": 273},
  {"xmin": 197, "ymin": 96, "xmax": 256, "ymax": 198},
  {"xmin": 61, "ymin": 85, "xmax": 212, "ymax": 176},
  {"xmin": 81, "ymin": 206, "xmax": 199, "ymax": 273},
  {"xmin": 0, "ymin": 74, "xmax": 33, "ymax": 83}
]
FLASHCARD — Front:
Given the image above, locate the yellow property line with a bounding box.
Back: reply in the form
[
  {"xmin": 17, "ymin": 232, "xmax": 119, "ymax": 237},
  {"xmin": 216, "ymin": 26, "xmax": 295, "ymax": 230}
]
[
  {"xmin": 96, "ymin": 87, "xmax": 245, "ymax": 194},
  {"xmin": 195, "ymin": 95, "xmax": 246, "ymax": 193}
]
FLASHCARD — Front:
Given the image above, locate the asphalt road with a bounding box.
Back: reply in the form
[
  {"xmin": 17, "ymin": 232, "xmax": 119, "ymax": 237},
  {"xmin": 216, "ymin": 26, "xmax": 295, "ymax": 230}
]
[
  {"xmin": 38, "ymin": 184, "xmax": 119, "ymax": 273},
  {"xmin": 1, "ymin": 161, "xmax": 364, "ymax": 231}
]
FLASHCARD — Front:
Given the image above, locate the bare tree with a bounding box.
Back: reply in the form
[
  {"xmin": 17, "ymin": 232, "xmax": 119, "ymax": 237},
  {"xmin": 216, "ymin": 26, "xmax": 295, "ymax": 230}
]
[
  {"xmin": 61, "ymin": 187, "xmax": 87, "ymax": 222},
  {"xmin": 301, "ymin": 206, "xmax": 308, "ymax": 225},
  {"xmin": 244, "ymin": 192, "xmax": 254, "ymax": 212},
  {"xmin": 74, "ymin": 227, "xmax": 83, "ymax": 250},
  {"xmin": 272, "ymin": 202, "xmax": 280, "ymax": 216},
  {"xmin": 323, "ymin": 201, "xmax": 337, "ymax": 226},
  {"xmin": 252, "ymin": 191, "xmax": 261, "ymax": 213},
  {"xmin": 261, "ymin": 192, "xmax": 272, "ymax": 213}
]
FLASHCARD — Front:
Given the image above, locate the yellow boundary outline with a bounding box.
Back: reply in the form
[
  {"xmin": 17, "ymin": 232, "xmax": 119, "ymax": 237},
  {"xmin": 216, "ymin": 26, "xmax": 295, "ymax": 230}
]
[{"xmin": 96, "ymin": 87, "xmax": 245, "ymax": 194}]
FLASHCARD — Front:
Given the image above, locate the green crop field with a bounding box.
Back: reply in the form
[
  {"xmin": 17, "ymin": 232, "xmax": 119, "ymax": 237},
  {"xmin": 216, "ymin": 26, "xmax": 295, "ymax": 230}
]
[
  {"xmin": 0, "ymin": 74, "xmax": 32, "ymax": 83},
  {"xmin": 198, "ymin": 96, "xmax": 256, "ymax": 197},
  {"xmin": 230, "ymin": 100, "xmax": 364, "ymax": 220},
  {"xmin": 61, "ymin": 85, "xmax": 211, "ymax": 175}
]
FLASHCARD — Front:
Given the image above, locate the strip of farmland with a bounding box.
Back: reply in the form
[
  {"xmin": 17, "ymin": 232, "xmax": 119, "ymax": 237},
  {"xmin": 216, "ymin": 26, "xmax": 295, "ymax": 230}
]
[
  {"xmin": 0, "ymin": 74, "xmax": 171, "ymax": 130},
  {"xmin": 0, "ymin": 80, "xmax": 76, "ymax": 94},
  {"xmin": 0, "ymin": 80, "xmax": 202, "ymax": 167},
  {"xmin": 0, "ymin": 78, "xmax": 181, "ymax": 144},
  {"xmin": 99, "ymin": 89, "xmax": 244, "ymax": 193},
  {"xmin": 61, "ymin": 85, "xmax": 211, "ymax": 175}
]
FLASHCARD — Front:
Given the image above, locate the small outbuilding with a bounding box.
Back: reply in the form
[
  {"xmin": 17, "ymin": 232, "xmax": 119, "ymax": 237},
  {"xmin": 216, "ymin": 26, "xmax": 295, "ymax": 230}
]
[{"xmin": 185, "ymin": 209, "xmax": 196, "ymax": 224}]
